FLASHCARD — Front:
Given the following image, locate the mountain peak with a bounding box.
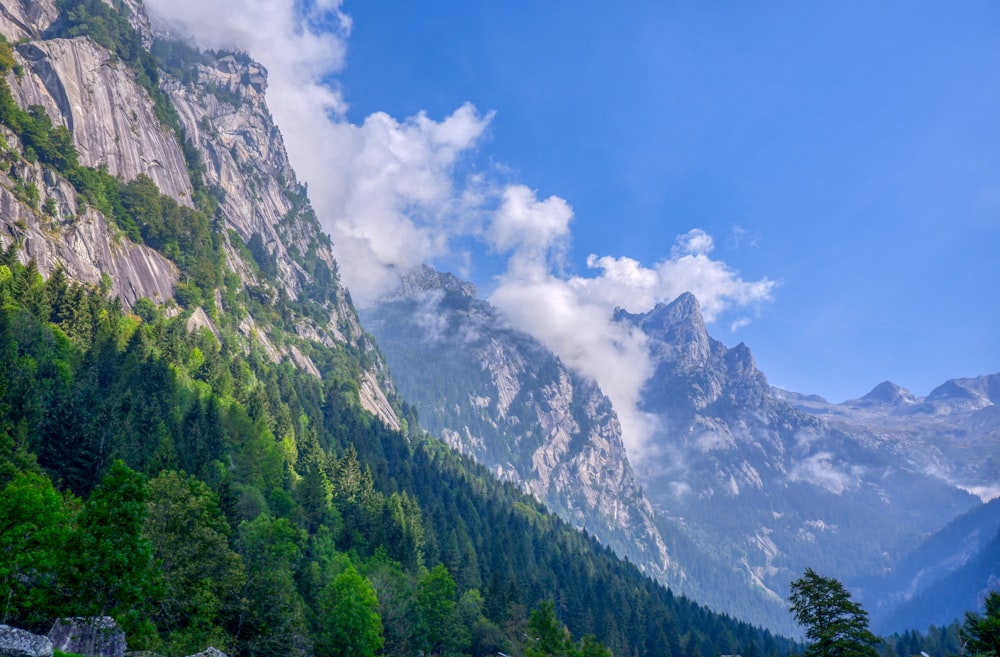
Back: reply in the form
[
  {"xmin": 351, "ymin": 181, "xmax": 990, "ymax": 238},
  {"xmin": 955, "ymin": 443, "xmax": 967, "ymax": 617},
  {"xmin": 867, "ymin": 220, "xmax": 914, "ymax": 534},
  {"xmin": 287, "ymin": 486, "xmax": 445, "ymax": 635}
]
[
  {"xmin": 393, "ymin": 265, "xmax": 479, "ymax": 301},
  {"xmin": 641, "ymin": 292, "xmax": 705, "ymax": 332},
  {"xmin": 860, "ymin": 381, "xmax": 916, "ymax": 405}
]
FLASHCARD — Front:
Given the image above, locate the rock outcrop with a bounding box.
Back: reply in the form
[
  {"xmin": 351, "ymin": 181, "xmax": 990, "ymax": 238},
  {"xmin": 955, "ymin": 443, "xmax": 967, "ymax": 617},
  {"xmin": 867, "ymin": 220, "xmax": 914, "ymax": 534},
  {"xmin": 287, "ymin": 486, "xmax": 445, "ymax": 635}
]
[
  {"xmin": 184, "ymin": 648, "xmax": 228, "ymax": 657},
  {"xmin": 47, "ymin": 617, "xmax": 126, "ymax": 657},
  {"xmin": 0, "ymin": 625, "xmax": 52, "ymax": 657},
  {"xmin": 0, "ymin": 0, "xmax": 58, "ymax": 42},
  {"xmin": 0, "ymin": 148, "xmax": 178, "ymax": 305}
]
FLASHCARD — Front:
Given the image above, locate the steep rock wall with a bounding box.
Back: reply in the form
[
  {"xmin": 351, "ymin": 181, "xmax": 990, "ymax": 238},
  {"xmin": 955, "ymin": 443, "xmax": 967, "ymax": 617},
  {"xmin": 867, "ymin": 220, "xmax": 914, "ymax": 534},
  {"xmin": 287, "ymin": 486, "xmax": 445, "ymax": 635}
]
[
  {"xmin": 0, "ymin": 0, "xmax": 58, "ymax": 42},
  {"xmin": 11, "ymin": 37, "xmax": 194, "ymax": 202},
  {"xmin": 163, "ymin": 53, "xmax": 399, "ymax": 428},
  {"xmin": 0, "ymin": 139, "xmax": 177, "ymax": 304}
]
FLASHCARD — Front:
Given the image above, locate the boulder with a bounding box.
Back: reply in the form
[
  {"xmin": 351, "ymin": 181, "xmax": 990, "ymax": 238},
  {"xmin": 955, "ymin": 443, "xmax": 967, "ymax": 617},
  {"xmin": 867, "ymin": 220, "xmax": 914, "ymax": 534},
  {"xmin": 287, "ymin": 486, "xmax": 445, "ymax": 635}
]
[
  {"xmin": 0, "ymin": 625, "xmax": 53, "ymax": 657},
  {"xmin": 184, "ymin": 649, "xmax": 228, "ymax": 657},
  {"xmin": 47, "ymin": 618, "xmax": 126, "ymax": 657}
]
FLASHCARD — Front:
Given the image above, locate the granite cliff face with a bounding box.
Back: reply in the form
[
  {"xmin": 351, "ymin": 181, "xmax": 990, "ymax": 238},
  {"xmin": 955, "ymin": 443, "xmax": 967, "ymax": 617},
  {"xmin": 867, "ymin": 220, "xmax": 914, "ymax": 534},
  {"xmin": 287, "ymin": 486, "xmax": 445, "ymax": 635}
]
[
  {"xmin": 362, "ymin": 266, "xmax": 676, "ymax": 582},
  {"xmin": 11, "ymin": 36, "xmax": 193, "ymax": 201},
  {"xmin": 0, "ymin": 0, "xmax": 398, "ymax": 427}
]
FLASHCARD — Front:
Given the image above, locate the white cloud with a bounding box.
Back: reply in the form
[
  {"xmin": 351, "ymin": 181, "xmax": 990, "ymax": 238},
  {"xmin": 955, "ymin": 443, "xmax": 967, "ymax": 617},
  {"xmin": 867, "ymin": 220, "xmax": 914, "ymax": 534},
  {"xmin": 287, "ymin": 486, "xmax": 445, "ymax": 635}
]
[
  {"xmin": 489, "ymin": 185, "xmax": 573, "ymax": 256},
  {"xmin": 308, "ymin": 106, "xmax": 492, "ymax": 303}
]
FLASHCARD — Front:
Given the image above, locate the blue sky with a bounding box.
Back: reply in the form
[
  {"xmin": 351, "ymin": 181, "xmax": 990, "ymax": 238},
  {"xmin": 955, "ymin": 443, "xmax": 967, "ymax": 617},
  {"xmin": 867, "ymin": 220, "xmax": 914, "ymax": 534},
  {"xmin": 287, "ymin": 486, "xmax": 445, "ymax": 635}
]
[
  {"xmin": 148, "ymin": 0, "xmax": 1000, "ymax": 414},
  {"xmin": 333, "ymin": 0, "xmax": 1000, "ymax": 402}
]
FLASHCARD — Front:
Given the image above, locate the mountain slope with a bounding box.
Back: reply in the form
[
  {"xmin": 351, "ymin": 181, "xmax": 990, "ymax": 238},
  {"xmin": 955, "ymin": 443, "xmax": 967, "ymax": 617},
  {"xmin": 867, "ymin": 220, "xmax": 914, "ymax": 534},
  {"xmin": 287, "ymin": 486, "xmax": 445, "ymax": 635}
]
[
  {"xmin": 856, "ymin": 497, "xmax": 1000, "ymax": 632},
  {"xmin": 0, "ymin": 0, "xmax": 398, "ymax": 427}
]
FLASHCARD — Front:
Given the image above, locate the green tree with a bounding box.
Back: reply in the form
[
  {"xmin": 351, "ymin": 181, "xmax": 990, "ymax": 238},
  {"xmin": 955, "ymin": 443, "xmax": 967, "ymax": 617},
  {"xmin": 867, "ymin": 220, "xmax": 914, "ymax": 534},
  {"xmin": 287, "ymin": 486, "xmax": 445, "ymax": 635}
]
[
  {"xmin": 63, "ymin": 460, "xmax": 161, "ymax": 643},
  {"xmin": 415, "ymin": 563, "xmax": 459, "ymax": 656},
  {"xmin": 527, "ymin": 600, "xmax": 572, "ymax": 657},
  {"xmin": 234, "ymin": 515, "xmax": 309, "ymax": 657},
  {"xmin": 0, "ymin": 471, "xmax": 69, "ymax": 629},
  {"xmin": 963, "ymin": 591, "xmax": 1000, "ymax": 657},
  {"xmin": 315, "ymin": 562, "xmax": 383, "ymax": 657},
  {"xmin": 144, "ymin": 471, "xmax": 245, "ymax": 655},
  {"xmin": 789, "ymin": 568, "xmax": 879, "ymax": 657}
]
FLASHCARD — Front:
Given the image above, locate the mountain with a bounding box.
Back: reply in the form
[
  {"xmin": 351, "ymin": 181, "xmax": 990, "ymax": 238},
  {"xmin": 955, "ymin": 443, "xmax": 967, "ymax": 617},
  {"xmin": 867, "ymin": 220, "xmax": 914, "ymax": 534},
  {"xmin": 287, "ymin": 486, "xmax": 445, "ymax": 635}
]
[
  {"xmin": 1, "ymin": 0, "xmax": 399, "ymax": 428},
  {"xmin": 0, "ymin": 1, "xmax": 799, "ymax": 655},
  {"xmin": 777, "ymin": 374, "xmax": 1000, "ymax": 505},
  {"xmin": 625, "ymin": 293, "xmax": 981, "ymax": 628},
  {"xmin": 365, "ymin": 273, "xmax": 993, "ymax": 633},
  {"xmin": 361, "ymin": 266, "xmax": 675, "ymax": 582}
]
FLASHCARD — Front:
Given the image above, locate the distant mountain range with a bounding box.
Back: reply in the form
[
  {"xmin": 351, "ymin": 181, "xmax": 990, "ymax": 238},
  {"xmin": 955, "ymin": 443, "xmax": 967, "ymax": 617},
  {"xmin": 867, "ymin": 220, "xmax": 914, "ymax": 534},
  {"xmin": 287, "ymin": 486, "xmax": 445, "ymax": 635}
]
[{"xmin": 366, "ymin": 267, "xmax": 1000, "ymax": 634}]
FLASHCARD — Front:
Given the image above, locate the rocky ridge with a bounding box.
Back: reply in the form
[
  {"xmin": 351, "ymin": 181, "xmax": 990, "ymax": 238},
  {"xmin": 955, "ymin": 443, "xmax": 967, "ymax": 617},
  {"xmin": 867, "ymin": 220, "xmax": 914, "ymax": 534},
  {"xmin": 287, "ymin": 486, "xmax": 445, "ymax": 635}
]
[{"xmin": 362, "ymin": 266, "xmax": 676, "ymax": 582}]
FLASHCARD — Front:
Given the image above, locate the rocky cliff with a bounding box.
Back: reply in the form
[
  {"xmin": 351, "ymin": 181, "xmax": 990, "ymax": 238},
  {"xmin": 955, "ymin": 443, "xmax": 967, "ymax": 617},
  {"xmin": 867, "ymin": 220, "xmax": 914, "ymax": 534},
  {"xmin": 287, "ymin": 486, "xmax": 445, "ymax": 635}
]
[
  {"xmin": 362, "ymin": 266, "xmax": 676, "ymax": 582},
  {"xmin": 0, "ymin": 0, "xmax": 398, "ymax": 427}
]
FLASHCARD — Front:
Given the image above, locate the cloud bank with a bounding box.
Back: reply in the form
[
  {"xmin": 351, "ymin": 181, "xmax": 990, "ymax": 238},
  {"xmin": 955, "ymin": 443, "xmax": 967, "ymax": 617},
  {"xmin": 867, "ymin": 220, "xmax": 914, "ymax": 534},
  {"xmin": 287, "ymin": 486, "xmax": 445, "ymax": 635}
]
[{"xmin": 143, "ymin": 0, "xmax": 776, "ymax": 459}]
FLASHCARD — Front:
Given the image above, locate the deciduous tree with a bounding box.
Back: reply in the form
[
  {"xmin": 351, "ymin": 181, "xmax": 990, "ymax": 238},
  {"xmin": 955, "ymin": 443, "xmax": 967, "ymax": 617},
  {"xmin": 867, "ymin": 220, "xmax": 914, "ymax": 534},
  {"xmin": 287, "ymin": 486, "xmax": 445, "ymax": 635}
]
[
  {"xmin": 789, "ymin": 568, "xmax": 879, "ymax": 657},
  {"xmin": 963, "ymin": 591, "xmax": 1000, "ymax": 657}
]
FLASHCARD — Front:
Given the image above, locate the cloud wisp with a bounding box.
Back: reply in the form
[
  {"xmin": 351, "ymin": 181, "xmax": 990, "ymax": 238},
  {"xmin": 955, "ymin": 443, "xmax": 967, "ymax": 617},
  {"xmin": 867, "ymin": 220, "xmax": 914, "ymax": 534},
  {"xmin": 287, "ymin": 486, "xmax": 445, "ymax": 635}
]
[{"xmin": 144, "ymin": 0, "xmax": 776, "ymax": 460}]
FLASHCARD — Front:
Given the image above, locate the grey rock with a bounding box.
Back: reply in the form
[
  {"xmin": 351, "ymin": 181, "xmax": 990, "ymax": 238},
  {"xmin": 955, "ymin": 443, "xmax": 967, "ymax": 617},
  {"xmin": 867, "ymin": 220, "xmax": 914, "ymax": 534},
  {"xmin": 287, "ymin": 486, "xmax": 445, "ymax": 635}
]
[
  {"xmin": 0, "ymin": 157, "xmax": 178, "ymax": 306},
  {"xmin": 0, "ymin": 0, "xmax": 58, "ymax": 41},
  {"xmin": 859, "ymin": 381, "xmax": 916, "ymax": 406},
  {"xmin": 0, "ymin": 625, "xmax": 53, "ymax": 657},
  {"xmin": 11, "ymin": 37, "xmax": 194, "ymax": 203},
  {"xmin": 184, "ymin": 647, "xmax": 228, "ymax": 657},
  {"xmin": 47, "ymin": 617, "xmax": 126, "ymax": 657}
]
